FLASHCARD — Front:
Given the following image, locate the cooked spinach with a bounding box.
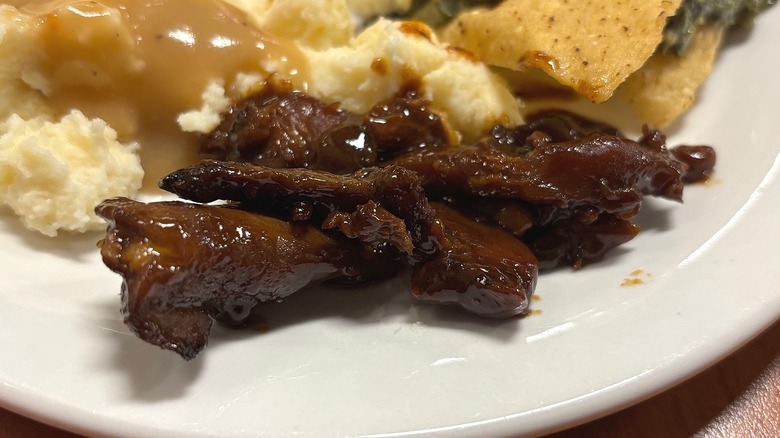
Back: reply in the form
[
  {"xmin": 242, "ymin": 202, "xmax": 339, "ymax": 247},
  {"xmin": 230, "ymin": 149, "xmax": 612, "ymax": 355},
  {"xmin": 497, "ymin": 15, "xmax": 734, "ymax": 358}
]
[
  {"xmin": 403, "ymin": 0, "xmax": 502, "ymax": 27},
  {"xmin": 661, "ymin": 0, "xmax": 776, "ymax": 55}
]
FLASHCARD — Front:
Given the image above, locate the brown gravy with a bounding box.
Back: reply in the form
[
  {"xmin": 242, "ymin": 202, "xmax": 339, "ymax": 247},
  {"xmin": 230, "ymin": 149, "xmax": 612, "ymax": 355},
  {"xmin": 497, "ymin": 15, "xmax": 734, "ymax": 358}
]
[{"xmin": 8, "ymin": 0, "xmax": 309, "ymax": 187}]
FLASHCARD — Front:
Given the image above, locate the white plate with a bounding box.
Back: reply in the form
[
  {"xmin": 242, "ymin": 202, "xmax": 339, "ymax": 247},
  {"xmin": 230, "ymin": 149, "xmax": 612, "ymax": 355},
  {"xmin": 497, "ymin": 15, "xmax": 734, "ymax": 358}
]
[{"xmin": 2, "ymin": 9, "xmax": 780, "ymax": 438}]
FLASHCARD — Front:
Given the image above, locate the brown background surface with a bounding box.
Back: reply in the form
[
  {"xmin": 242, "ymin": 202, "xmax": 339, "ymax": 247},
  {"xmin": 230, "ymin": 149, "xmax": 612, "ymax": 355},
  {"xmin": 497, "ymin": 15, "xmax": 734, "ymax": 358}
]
[{"xmin": 2, "ymin": 317, "xmax": 780, "ymax": 438}]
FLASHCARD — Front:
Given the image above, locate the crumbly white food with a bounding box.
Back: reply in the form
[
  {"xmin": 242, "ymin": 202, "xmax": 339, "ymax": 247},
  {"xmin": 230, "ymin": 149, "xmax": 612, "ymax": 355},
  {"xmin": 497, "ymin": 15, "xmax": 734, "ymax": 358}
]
[
  {"xmin": 181, "ymin": 18, "xmax": 523, "ymax": 143},
  {"xmin": 0, "ymin": 111, "xmax": 143, "ymax": 236},
  {"xmin": 304, "ymin": 19, "xmax": 522, "ymax": 141},
  {"xmin": 224, "ymin": 0, "xmax": 354, "ymax": 49},
  {"xmin": 177, "ymin": 81, "xmax": 233, "ymax": 134},
  {"xmin": 1, "ymin": 6, "xmax": 145, "ymax": 236}
]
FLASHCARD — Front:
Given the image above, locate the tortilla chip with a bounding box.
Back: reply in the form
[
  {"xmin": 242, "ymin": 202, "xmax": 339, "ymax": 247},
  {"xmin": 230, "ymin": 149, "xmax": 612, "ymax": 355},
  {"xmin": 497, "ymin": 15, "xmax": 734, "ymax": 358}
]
[
  {"xmin": 441, "ymin": 0, "xmax": 682, "ymax": 103},
  {"xmin": 621, "ymin": 26, "xmax": 724, "ymax": 128}
]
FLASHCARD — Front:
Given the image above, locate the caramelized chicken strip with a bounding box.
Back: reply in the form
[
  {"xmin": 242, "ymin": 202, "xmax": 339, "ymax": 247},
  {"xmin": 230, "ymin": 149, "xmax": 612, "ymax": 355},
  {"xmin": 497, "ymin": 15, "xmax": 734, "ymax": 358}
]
[
  {"xmin": 160, "ymin": 161, "xmax": 445, "ymax": 261},
  {"xmin": 201, "ymin": 84, "xmax": 449, "ymax": 173},
  {"xmin": 670, "ymin": 145, "xmax": 717, "ymax": 182},
  {"xmin": 411, "ymin": 202, "xmax": 538, "ymax": 318},
  {"xmin": 525, "ymin": 210, "xmax": 640, "ymax": 270},
  {"xmin": 446, "ymin": 199, "xmax": 638, "ymax": 269},
  {"xmin": 200, "ymin": 88, "xmax": 363, "ymax": 173},
  {"xmin": 322, "ymin": 201, "xmax": 415, "ymax": 256},
  {"xmin": 96, "ymin": 197, "xmax": 392, "ymax": 360},
  {"xmin": 486, "ymin": 110, "xmax": 622, "ymax": 152},
  {"xmin": 391, "ymin": 133, "xmax": 685, "ymax": 219}
]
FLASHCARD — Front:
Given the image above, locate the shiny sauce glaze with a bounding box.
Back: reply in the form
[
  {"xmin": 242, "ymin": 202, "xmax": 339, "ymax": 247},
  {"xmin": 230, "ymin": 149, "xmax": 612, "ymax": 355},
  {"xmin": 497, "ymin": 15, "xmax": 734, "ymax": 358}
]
[
  {"xmin": 96, "ymin": 197, "xmax": 387, "ymax": 359},
  {"xmin": 96, "ymin": 87, "xmax": 717, "ymax": 358},
  {"xmin": 8, "ymin": 0, "xmax": 309, "ymax": 187},
  {"xmin": 671, "ymin": 145, "xmax": 717, "ymax": 182}
]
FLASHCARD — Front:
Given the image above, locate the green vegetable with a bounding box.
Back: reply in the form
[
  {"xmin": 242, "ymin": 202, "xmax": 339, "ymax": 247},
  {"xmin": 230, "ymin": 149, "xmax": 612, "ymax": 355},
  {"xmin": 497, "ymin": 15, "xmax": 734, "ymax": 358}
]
[
  {"xmin": 397, "ymin": 0, "xmax": 775, "ymax": 57},
  {"xmin": 402, "ymin": 0, "xmax": 502, "ymax": 27},
  {"xmin": 661, "ymin": 0, "xmax": 777, "ymax": 55}
]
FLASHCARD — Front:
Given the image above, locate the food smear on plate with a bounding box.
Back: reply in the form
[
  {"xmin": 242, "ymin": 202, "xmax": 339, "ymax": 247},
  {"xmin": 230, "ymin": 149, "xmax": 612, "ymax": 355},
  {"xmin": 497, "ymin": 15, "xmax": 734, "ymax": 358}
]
[
  {"xmin": 0, "ymin": 0, "xmax": 773, "ymax": 357},
  {"xmin": 621, "ymin": 269, "xmax": 653, "ymax": 287}
]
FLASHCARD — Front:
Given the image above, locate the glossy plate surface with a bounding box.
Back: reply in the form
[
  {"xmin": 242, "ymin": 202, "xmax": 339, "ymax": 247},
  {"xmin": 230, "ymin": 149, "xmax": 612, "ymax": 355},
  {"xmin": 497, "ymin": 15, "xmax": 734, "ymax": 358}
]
[{"xmin": 1, "ymin": 9, "xmax": 779, "ymax": 437}]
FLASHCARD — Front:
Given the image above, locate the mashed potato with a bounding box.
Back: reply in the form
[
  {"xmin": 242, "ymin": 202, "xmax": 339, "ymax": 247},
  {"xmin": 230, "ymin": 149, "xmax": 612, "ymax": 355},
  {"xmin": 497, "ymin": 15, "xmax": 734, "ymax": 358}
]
[
  {"xmin": 223, "ymin": 0, "xmax": 354, "ymax": 49},
  {"xmin": 0, "ymin": 6, "xmax": 142, "ymax": 236},
  {"xmin": 179, "ymin": 18, "xmax": 523, "ymax": 141},
  {"xmin": 181, "ymin": 2, "xmax": 523, "ymax": 141},
  {"xmin": 304, "ymin": 19, "xmax": 521, "ymax": 141},
  {"xmin": 0, "ymin": 111, "xmax": 142, "ymax": 236},
  {"xmin": 0, "ymin": 0, "xmax": 523, "ymax": 236}
]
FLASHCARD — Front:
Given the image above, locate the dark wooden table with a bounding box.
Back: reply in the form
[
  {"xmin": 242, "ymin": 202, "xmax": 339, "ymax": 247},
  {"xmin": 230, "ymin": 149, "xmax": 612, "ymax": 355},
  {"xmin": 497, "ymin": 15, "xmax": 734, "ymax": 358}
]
[{"xmin": 3, "ymin": 317, "xmax": 780, "ymax": 438}]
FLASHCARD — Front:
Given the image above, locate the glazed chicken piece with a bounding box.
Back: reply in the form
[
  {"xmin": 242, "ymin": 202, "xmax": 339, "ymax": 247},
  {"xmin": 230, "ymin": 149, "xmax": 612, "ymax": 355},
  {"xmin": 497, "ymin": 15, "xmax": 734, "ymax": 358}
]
[
  {"xmin": 200, "ymin": 84, "xmax": 449, "ymax": 174},
  {"xmin": 391, "ymin": 133, "xmax": 685, "ymax": 219},
  {"xmin": 96, "ymin": 198, "xmax": 395, "ymax": 360},
  {"xmin": 524, "ymin": 209, "xmax": 640, "ymax": 270},
  {"xmin": 94, "ymin": 87, "xmax": 717, "ymax": 357},
  {"xmin": 411, "ymin": 202, "xmax": 538, "ymax": 317},
  {"xmin": 96, "ymin": 164, "xmax": 546, "ymax": 358},
  {"xmin": 446, "ymin": 199, "xmax": 639, "ymax": 269},
  {"xmin": 97, "ymin": 163, "xmax": 449, "ymax": 359},
  {"xmin": 202, "ymin": 88, "xmax": 693, "ymax": 221},
  {"xmin": 160, "ymin": 161, "xmax": 445, "ymax": 261}
]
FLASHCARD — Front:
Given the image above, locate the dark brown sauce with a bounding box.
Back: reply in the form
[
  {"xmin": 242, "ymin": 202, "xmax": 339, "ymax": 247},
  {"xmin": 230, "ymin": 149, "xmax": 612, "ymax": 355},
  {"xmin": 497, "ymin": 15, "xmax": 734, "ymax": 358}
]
[
  {"xmin": 97, "ymin": 88, "xmax": 716, "ymax": 358},
  {"xmin": 397, "ymin": 20, "xmax": 434, "ymax": 41},
  {"xmin": 671, "ymin": 145, "xmax": 717, "ymax": 182},
  {"xmin": 201, "ymin": 80, "xmax": 451, "ymax": 174},
  {"xmin": 514, "ymin": 86, "xmax": 578, "ymax": 101},
  {"xmin": 370, "ymin": 57, "xmax": 389, "ymax": 76}
]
